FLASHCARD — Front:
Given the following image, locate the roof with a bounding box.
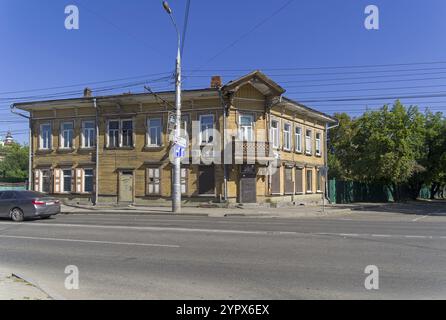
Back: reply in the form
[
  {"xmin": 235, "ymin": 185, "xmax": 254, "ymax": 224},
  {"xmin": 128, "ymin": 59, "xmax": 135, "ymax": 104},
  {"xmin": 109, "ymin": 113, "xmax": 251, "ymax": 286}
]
[{"xmin": 12, "ymin": 71, "xmax": 337, "ymax": 124}]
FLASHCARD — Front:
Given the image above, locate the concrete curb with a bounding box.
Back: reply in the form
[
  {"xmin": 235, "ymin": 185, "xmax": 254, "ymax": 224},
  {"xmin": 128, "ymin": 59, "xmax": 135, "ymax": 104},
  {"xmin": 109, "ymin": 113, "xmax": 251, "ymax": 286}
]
[{"xmin": 12, "ymin": 272, "xmax": 65, "ymax": 300}]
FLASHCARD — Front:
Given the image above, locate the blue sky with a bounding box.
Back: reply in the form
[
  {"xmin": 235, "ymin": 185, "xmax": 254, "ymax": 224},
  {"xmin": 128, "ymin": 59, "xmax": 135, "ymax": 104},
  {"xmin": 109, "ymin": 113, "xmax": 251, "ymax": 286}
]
[{"xmin": 1, "ymin": 0, "xmax": 446, "ymax": 143}]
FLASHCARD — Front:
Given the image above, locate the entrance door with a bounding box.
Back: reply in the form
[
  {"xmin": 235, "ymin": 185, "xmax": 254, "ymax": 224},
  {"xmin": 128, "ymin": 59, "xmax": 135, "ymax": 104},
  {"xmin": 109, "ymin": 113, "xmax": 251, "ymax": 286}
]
[
  {"xmin": 198, "ymin": 166, "xmax": 215, "ymax": 195},
  {"xmin": 119, "ymin": 171, "xmax": 134, "ymax": 203},
  {"xmin": 240, "ymin": 165, "xmax": 256, "ymax": 203}
]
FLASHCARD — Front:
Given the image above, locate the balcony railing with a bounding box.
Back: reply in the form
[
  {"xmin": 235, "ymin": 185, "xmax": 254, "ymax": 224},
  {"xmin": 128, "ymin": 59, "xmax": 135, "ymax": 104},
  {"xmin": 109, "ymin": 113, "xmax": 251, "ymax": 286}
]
[{"xmin": 233, "ymin": 140, "xmax": 273, "ymax": 163}]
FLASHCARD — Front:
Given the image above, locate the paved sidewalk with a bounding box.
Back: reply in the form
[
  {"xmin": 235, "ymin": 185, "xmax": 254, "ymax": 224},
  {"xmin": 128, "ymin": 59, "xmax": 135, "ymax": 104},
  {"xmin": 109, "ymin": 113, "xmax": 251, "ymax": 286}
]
[
  {"xmin": 61, "ymin": 203, "xmax": 352, "ymax": 218},
  {"xmin": 0, "ymin": 271, "xmax": 51, "ymax": 300}
]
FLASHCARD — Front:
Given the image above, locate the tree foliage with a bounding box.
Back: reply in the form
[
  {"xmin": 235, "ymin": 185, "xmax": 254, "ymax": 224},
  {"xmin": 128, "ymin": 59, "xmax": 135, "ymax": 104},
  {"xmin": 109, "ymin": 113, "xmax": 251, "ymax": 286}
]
[
  {"xmin": 329, "ymin": 101, "xmax": 446, "ymax": 200},
  {"xmin": 0, "ymin": 143, "xmax": 29, "ymax": 182}
]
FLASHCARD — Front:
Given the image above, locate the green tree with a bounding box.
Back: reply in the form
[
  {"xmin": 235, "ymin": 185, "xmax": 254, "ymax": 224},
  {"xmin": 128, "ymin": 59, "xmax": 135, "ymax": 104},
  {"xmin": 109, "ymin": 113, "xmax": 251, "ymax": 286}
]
[{"xmin": 0, "ymin": 143, "xmax": 29, "ymax": 182}]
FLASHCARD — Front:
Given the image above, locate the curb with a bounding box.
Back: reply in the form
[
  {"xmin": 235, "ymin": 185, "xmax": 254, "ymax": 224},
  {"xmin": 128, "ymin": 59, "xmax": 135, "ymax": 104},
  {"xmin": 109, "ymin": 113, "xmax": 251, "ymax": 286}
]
[{"xmin": 12, "ymin": 272, "xmax": 65, "ymax": 300}]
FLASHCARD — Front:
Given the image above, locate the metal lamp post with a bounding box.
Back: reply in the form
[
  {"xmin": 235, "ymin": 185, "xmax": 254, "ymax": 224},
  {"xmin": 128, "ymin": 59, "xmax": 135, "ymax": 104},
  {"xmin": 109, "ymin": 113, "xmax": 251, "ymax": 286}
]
[{"xmin": 163, "ymin": 1, "xmax": 182, "ymax": 213}]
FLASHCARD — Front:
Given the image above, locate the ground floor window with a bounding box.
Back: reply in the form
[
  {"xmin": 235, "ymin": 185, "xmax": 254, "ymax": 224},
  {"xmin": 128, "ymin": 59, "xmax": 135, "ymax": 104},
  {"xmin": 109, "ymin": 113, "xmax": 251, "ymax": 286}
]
[
  {"xmin": 84, "ymin": 169, "xmax": 94, "ymax": 193},
  {"xmin": 306, "ymin": 168, "xmax": 313, "ymax": 194},
  {"xmin": 147, "ymin": 168, "xmax": 161, "ymax": 195},
  {"xmin": 295, "ymin": 168, "xmax": 304, "ymax": 194},
  {"xmin": 181, "ymin": 168, "xmax": 188, "ymax": 195},
  {"xmin": 271, "ymin": 166, "xmax": 281, "ymax": 195},
  {"xmin": 284, "ymin": 167, "xmax": 294, "ymax": 195},
  {"xmin": 316, "ymin": 169, "xmax": 323, "ymax": 193},
  {"xmin": 41, "ymin": 170, "xmax": 51, "ymax": 194},
  {"xmin": 62, "ymin": 169, "xmax": 72, "ymax": 193}
]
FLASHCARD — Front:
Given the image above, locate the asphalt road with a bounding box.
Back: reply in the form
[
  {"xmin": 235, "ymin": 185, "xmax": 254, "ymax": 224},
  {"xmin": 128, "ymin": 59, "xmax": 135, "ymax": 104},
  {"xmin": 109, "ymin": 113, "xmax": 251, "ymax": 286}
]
[{"xmin": 1, "ymin": 210, "xmax": 446, "ymax": 300}]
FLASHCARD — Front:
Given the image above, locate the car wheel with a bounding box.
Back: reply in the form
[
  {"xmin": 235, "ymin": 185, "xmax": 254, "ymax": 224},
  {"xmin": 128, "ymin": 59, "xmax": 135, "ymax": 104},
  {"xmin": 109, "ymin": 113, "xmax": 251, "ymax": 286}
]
[{"xmin": 10, "ymin": 208, "xmax": 25, "ymax": 222}]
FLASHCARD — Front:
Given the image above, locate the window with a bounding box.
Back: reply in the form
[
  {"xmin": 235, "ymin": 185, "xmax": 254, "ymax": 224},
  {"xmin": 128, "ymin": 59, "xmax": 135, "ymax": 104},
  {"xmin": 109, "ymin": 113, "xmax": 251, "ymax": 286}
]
[
  {"xmin": 305, "ymin": 129, "xmax": 313, "ymax": 155},
  {"xmin": 82, "ymin": 121, "xmax": 96, "ymax": 148},
  {"xmin": 107, "ymin": 120, "xmax": 134, "ymax": 148},
  {"xmin": 84, "ymin": 169, "xmax": 94, "ymax": 193},
  {"xmin": 147, "ymin": 168, "xmax": 161, "ymax": 195},
  {"xmin": 295, "ymin": 127, "xmax": 302, "ymax": 153},
  {"xmin": 41, "ymin": 170, "xmax": 51, "ymax": 194},
  {"xmin": 200, "ymin": 115, "xmax": 214, "ymax": 144},
  {"xmin": 108, "ymin": 120, "xmax": 120, "ymax": 148},
  {"xmin": 148, "ymin": 118, "xmax": 163, "ymax": 147},
  {"xmin": 62, "ymin": 170, "xmax": 72, "ymax": 193},
  {"xmin": 239, "ymin": 114, "xmax": 254, "ymax": 141},
  {"xmin": 315, "ymin": 132, "xmax": 322, "ymax": 156},
  {"xmin": 270, "ymin": 120, "xmax": 279, "ymax": 149},
  {"xmin": 317, "ymin": 169, "xmax": 323, "ymax": 192},
  {"xmin": 40, "ymin": 124, "xmax": 52, "ymax": 150},
  {"xmin": 181, "ymin": 168, "xmax": 188, "ymax": 195},
  {"xmin": 122, "ymin": 120, "xmax": 134, "ymax": 147},
  {"xmin": 306, "ymin": 168, "xmax": 313, "ymax": 193},
  {"xmin": 295, "ymin": 168, "xmax": 304, "ymax": 194},
  {"xmin": 283, "ymin": 123, "xmax": 291, "ymax": 151},
  {"xmin": 60, "ymin": 122, "xmax": 74, "ymax": 149}
]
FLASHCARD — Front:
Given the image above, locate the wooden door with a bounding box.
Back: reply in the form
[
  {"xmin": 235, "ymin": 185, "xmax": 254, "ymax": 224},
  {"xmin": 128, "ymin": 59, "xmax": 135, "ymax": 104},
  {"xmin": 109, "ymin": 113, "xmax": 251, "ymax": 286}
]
[{"xmin": 240, "ymin": 165, "xmax": 256, "ymax": 203}]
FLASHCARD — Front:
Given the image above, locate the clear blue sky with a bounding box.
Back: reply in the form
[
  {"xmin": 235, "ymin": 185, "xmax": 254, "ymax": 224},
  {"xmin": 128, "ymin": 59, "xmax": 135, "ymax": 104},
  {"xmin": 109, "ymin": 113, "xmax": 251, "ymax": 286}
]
[{"xmin": 1, "ymin": 0, "xmax": 446, "ymax": 143}]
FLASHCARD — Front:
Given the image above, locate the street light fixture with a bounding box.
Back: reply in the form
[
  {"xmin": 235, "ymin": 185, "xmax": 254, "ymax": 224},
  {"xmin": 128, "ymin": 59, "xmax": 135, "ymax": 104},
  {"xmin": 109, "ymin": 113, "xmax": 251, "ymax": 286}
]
[{"xmin": 163, "ymin": 1, "xmax": 182, "ymax": 213}]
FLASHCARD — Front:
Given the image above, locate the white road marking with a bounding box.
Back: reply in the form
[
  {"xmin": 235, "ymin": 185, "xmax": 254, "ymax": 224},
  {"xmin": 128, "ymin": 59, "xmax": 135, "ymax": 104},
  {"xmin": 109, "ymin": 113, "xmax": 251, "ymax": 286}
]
[
  {"xmin": 0, "ymin": 221, "xmax": 445, "ymax": 241},
  {"xmin": 0, "ymin": 235, "xmax": 180, "ymax": 248},
  {"xmin": 412, "ymin": 215, "xmax": 429, "ymax": 222}
]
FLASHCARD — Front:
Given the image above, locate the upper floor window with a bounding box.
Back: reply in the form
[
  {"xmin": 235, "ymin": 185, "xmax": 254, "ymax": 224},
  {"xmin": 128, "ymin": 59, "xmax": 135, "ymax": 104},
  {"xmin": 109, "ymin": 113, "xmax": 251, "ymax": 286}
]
[
  {"xmin": 40, "ymin": 124, "xmax": 52, "ymax": 150},
  {"xmin": 315, "ymin": 132, "xmax": 322, "ymax": 156},
  {"xmin": 295, "ymin": 127, "xmax": 302, "ymax": 153},
  {"xmin": 239, "ymin": 114, "xmax": 254, "ymax": 142},
  {"xmin": 270, "ymin": 120, "xmax": 279, "ymax": 149},
  {"xmin": 148, "ymin": 118, "xmax": 163, "ymax": 147},
  {"xmin": 305, "ymin": 129, "xmax": 313, "ymax": 155},
  {"xmin": 82, "ymin": 121, "xmax": 96, "ymax": 148},
  {"xmin": 60, "ymin": 122, "xmax": 74, "ymax": 149},
  {"xmin": 122, "ymin": 120, "xmax": 134, "ymax": 147},
  {"xmin": 200, "ymin": 115, "xmax": 214, "ymax": 144},
  {"xmin": 283, "ymin": 123, "xmax": 291, "ymax": 151},
  {"xmin": 107, "ymin": 119, "xmax": 134, "ymax": 148}
]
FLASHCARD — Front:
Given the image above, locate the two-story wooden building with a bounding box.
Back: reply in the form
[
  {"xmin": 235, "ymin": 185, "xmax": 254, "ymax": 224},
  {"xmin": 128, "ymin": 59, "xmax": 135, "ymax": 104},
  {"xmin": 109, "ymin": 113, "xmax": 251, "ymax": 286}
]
[{"xmin": 13, "ymin": 71, "xmax": 337, "ymax": 207}]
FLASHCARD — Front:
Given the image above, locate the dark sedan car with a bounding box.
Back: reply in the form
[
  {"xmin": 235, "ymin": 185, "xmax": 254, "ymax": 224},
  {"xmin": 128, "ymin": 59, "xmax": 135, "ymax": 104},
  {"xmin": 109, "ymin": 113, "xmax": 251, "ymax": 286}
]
[{"xmin": 0, "ymin": 190, "xmax": 61, "ymax": 222}]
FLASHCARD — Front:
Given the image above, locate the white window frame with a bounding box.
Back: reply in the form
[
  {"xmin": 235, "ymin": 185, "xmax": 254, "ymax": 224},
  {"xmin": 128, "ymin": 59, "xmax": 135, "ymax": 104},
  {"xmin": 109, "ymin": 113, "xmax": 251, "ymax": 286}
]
[
  {"xmin": 295, "ymin": 126, "xmax": 302, "ymax": 153},
  {"xmin": 61, "ymin": 169, "xmax": 72, "ymax": 194},
  {"xmin": 306, "ymin": 168, "xmax": 313, "ymax": 194},
  {"xmin": 40, "ymin": 169, "xmax": 51, "ymax": 194},
  {"xmin": 147, "ymin": 167, "xmax": 161, "ymax": 195},
  {"xmin": 82, "ymin": 121, "xmax": 96, "ymax": 149},
  {"xmin": 199, "ymin": 114, "xmax": 214, "ymax": 145},
  {"xmin": 39, "ymin": 123, "xmax": 52, "ymax": 150},
  {"xmin": 270, "ymin": 119, "xmax": 279, "ymax": 149},
  {"xmin": 239, "ymin": 114, "xmax": 255, "ymax": 142},
  {"xmin": 147, "ymin": 117, "xmax": 163, "ymax": 147},
  {"xmin": 305, "ymin": 129, "xmax": 313, "ymax": 155},
  {"xmin": 316, "ymin": 169, "xmax": 323, "ymax": 193},
  {"xmin": 60, "ymin": 121, "xmax": 74, "ymax": 149},
  {"xmin": 283, "ymin": 123, "xmax": 292, "ymax": 151},
  {"xmin": 315, "ymin": 132, "xmax": 322, "ymax": 156},
  {"xmin": 83, "ymin": 168, "xmax": 94, "ymax": 193},
  {"xmin": 107, "ymin": 120, "xmax": 120, "ymax": 148},
  {"xmin": 121, "ymin": 119, "xmax": 134, "ymax": 148}
]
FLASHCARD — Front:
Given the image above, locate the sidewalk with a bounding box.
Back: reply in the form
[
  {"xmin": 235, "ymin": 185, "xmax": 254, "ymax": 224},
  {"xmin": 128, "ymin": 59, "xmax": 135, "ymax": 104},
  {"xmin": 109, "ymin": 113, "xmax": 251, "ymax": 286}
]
[
  {"xmin": 0, "ymin": 271, "xmax": 51, "ymax": 300},
  {"xmin": 61, "ymin": 203, "xmax": 353, "ymax": 218}
]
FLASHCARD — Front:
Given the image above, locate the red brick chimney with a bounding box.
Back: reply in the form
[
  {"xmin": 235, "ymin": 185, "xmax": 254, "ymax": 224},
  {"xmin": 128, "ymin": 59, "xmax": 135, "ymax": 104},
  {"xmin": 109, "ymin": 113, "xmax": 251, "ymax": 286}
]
[{"xmin": 210, "ymin": 76, "xmax": 222, "ymax": 88}]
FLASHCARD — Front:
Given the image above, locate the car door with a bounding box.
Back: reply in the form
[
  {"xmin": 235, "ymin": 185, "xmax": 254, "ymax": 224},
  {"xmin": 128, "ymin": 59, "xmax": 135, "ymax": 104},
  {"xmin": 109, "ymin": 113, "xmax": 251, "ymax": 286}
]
[{"xmin": 0, "ymin": 191, "xmax": 16, "ymax": 217}]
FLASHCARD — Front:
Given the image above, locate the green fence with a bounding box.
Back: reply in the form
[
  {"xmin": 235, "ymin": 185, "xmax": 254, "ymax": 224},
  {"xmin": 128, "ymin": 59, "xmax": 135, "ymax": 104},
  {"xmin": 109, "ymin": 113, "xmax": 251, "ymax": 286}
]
[
  {"xmin": 0, "ymin": 183, "xmax": 27, "ymax": 191},
  {"xmin": 328, "ymin": 179, "xmax": 433, "ymax": 204}
]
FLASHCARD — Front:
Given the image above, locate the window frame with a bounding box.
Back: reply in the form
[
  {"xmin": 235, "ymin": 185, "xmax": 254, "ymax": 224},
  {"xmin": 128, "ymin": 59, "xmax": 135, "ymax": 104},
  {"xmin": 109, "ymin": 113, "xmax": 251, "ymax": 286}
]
[
  {"xmin": 61, "ymin": 169, "xmax": 72, "ymax": 194},
  {"xmin": 270, "ymin": 119, "xmax": 280, "ymax": 149},
  {"xmin": 283, "ymin": 123, "xmax": 292, "ymax": 151},
  {"xmin": 295, "ymin": 126, "xmax": 303, "ymax": 153},
  {"xmin": 60, "ymin": 121, "xmax": 74, "ymax": 150},
  {"xmin": 305, "ymin": 129, "xmax": 313, "ymax": 155},
  {"xmin": 107, "ymin": 120, "xmax": 120, "ymax": 148},
  {"xmin": 306, "ymin": 168, "xmax": 313, "ymax": 194},
  {"xmin": 39, "ymin": 123, "xmax": 52, "ymax": 150},
  {"xmin": 239, "ymin": 113, "xmax": 255, "ymax": 142},
  {"xmin": 199, "ymin": 114, "xmax": 215, "ymax": 145},
  {"xmin": 82, "ymin": 120, "xmax": 96, "ymax": 149},
  {"xmin": 147, "ymin": 117, "xmax": 163, "ymax": 147},
  {"xmin": 146, "ymin": 167, "xmax": 162, "ymax": 196},
  {"xmin": 315, "ymin": 132, "xmax": 322, "ymax": 157},
  {"xmin": 83, "ymin": 168, "xmax": 94, "ymax": 194},
  {"xmin": 40, "ymin": 169, "xmax": 52, "ymax": 194},
  {"xmin": 121, "ymin": 119, "xmax": 134, "ymax": 148}
]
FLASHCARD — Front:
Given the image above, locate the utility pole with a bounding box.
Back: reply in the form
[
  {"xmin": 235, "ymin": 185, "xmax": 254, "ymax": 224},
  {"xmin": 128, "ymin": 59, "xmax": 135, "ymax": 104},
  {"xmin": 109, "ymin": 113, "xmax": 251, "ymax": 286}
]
[{"xmin": 163, "ymin": 1, "xmax": 182, "ymax": 213}]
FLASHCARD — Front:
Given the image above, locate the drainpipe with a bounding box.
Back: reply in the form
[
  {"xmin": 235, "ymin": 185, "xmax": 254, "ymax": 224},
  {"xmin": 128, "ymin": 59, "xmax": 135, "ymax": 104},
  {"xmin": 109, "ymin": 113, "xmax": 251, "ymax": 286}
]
[
  {"xmin": 218, "ymin": 88, "xmax": 228, "ymax": 201},
  {"xmin": 10, "ymin": 104, "xmax": 32, "ymax": 190},
  {"xmin": 93, "ymin": 98, "xmax": 99, "ymax": 206},
  {"xmin": 325, "ymin": 121, "xmax": 339, "ymax": 203}
]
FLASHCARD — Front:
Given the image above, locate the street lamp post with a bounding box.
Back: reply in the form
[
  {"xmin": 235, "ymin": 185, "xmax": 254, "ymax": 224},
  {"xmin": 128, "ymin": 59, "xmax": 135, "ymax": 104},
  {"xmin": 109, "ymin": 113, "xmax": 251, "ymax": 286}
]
[{"xmin": 163, "ymin": 1, "xmax": 182, "ymax": 213}]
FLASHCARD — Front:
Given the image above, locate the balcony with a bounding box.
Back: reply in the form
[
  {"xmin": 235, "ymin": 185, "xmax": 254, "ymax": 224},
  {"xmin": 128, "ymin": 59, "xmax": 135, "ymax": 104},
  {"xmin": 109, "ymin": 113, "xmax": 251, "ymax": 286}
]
[{"xmin": 233, "ymin": 140, "xmax": 274, "ymax": 164}]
